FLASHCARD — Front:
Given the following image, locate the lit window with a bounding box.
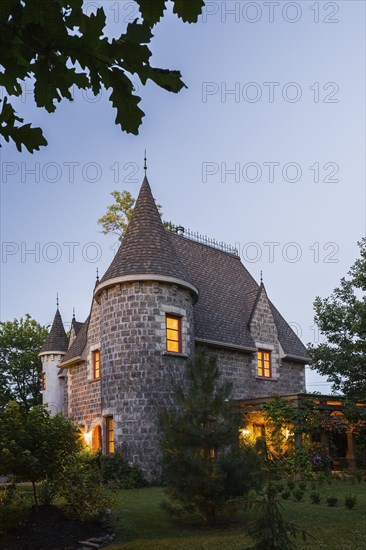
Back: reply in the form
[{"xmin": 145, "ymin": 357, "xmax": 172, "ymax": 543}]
[
  {"xmin": 93, "ymin": 349, "xmax": 101, "ymax": 379},
  {"xmin": 42, "ymin": 373, "xmax": 46, "ymax": 390},
  {"xmin": 166, "ymin": 315, "xmax": 182, "ymax": 353},
  {"xmin": 209, "ymin": 447, "xmax": 218, "ymax": 459},
  {"xmin": 199, "ymin": 447, "xmax": 218, "ymax": 459},
  {"xmin": 106, "ymin": 416, "xmax": 114, "ymax": 455},
  {"xmin": 92, "ymin": 425, "xmax": 102, "ymax": 452},
  {"xmin": 257, "ymin": 350, "xmax": 272, "ymax": 378}
]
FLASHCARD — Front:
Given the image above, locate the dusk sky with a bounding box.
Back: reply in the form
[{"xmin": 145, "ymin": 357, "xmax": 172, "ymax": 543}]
[{"xmin": 1, "ymin": 1, "xmax": 365, "ymax": 393}]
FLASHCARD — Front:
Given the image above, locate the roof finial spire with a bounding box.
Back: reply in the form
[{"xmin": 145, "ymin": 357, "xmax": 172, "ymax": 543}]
[
  {"xmin": 72, "ymin": 307, "xmax": 76, "ymax": 321},
  {"xmin": 96, "ymin": 267, "xmax": 99, "ymax": 284},
  {"xmin": 260, "ymin": 270, "xmax": 263, "ymax": 285},
  {"xmin": 144, "ymin": 150, "xmax": 147, "ymax": 175},
  {"xmin": 56, "ymin": 292, "xmax": 59, "ymax": 309}
]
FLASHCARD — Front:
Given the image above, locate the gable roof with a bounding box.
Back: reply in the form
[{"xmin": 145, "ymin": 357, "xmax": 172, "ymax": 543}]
[
  {"xmin": 39, "ymin": 309, "xmax": 69, "ymax": 355},
  {"xmin": 169, "ymin": 233, "xmax": 257, "ymax": 350},
  {"xmin": 71, "ymin": 318, "xmax": 83, "ymax": 336},
  {"xmin": 247, "ymin": 283, "xmax": 265, "ymax": 327},
  {"xmin": 98, "ymin": 176, "xmax": 196, "ymax": 295},
  {"xmin": 60, "ymin": 317, "xmax": 89, "ymax": 366},
  {"xmin": 169, "ymin": 233, "xmax": 308, "ymax": 360},
  {"xmin": 269, "ymin": 304, "xmax": 309, "ymax": 360}
]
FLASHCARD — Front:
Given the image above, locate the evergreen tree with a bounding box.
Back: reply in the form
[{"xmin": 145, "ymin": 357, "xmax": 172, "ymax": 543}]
[{"xmin": 159, "ymin": 348, "xmax": 260, "ymax": 525}]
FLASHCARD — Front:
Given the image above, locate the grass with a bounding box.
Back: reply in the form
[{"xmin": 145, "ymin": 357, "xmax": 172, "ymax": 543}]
[{"xmin": 107, "ymin": 477, "xmax": 366, "ymax": 549}]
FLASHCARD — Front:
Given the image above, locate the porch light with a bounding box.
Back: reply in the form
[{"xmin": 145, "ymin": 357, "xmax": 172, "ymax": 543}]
[{"xmin": 83, "ymin": 430, "xmax": 92, "ymax": 446}]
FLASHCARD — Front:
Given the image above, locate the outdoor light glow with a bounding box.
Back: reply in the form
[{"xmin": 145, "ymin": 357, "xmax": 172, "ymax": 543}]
[
  {"xmin": 83, "ymin": 430, "xmax": 92, "ymax": 446},
  {"xmin": 242, "ymin": 429, "xmax": 250, "ymax": 436}
]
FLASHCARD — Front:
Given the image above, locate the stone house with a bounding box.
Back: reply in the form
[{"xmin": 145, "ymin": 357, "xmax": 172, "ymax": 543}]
[{"xmin": 39, "ymin": 176, "xmax": 308, "ymax": 480}]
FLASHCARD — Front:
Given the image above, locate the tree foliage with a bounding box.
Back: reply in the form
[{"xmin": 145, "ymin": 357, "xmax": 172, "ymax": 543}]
[
  {"xmin": 98, "ymin": 189, "xmax": 174, "ymax": 241},
  {"xmin": 247, "ymin": 442, "xmax": 308, "ymax": 550},
  {"xmin": 0, "ymin": 401, "xmax": 83, "ymax": 507},
  {"xmin": 57, "ymin": 452, "xmax": 115, "ymax": 522},
  {"xmin": 159, "ymin": 348, "xmax": 260, "ymax": 525},
  {"xmin": 308, "ymin": 238, "xmax": 366, "ymax": 401},
  {"xmin": 0, "ymin": 314, "xmax": 48, "ymax": 411},
  {"xmin": 0, "ymin": 0, "xmax": 205, "ymax": 152}
]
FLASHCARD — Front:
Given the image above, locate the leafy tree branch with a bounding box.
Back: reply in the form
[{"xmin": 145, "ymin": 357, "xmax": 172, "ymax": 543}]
[{"xmin": 0, "ymin": 0, "xmax": 205, "ymax": 152}]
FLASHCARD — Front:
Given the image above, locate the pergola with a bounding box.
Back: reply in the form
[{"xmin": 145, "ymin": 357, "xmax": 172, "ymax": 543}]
[{"xmin": 236, "ymin": 393, "xmax": 366, "ymax": 474}]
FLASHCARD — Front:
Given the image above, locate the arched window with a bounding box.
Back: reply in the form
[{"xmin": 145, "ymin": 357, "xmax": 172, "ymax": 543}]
[
  {"xmin": 105, "ymin": 416, "xmax": 114, "ymax": 455},
  {"xmin": 92, "ymin": 425, "xmax": 102, "ymax": 452}
]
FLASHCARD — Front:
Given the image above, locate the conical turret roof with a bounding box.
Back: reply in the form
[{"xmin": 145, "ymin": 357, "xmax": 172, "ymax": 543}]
[
  {"xmin": 39, "ymin": 309, "xmax": 69, "ymax": 354},
  {"xmin": 98, "ymin": 177, "xmax": 197, "ymax": 296}
]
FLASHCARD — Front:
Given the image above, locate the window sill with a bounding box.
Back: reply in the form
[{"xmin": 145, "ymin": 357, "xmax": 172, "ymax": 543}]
[
  {"xmin": 162, "ymin": 351, "xmax": 189, "ymax": 358},
  {"xmin": 256, "ymin": 376, "xmax": 277, "ymax": 381},
  {"xmin": 88, "ymin": 378, "xmax": 101, "ymax": 383}
]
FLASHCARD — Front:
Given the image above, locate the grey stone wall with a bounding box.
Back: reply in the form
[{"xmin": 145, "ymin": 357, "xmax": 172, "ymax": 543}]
[
  {"xmin": 65, "ymin": 278, "xmax": 305, "ymax": 481},
  {"xmin": 202, "ymin": 346, "xmax": 305, "ymax": 400},
  {"xmin": 99, "ymin": 281, "xmax": 194, "ymax": 481},
  {"xmin": 248, "ymin": 288, "xmax": 281, "ymax": 379},
  {"xmin": 67, "ymin": 299, "xmax": 101, "ymax": 429}
]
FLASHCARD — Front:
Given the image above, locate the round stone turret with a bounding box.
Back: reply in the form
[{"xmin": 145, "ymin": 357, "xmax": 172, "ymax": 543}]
[{"xmin": 94, "ymin": 177, "xmax": 198, "ymax": 480}]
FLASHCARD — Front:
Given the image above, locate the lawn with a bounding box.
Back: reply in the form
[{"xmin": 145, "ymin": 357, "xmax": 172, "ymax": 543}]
[{"xmin": 107, "ymin": 477, "xmax": 366, "ymax": 549}]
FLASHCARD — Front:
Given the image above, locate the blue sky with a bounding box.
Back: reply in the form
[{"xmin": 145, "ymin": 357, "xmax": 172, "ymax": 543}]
[{"xmin": 1, "ymin": 1, "xmax": 365, "ymax": 393}]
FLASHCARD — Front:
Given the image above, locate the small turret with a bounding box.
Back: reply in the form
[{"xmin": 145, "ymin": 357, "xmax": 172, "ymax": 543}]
[{"xmin": 39, "ymin": 306, "xmax": 69, "ymax": 415}]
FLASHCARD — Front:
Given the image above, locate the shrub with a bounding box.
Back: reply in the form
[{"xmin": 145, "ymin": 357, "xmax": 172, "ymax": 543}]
[
  {"xmin": 298, "ymin": 481, "xmax": 307, "ymax": 492},
  {"xmin": 0, "ymin": 402, "xmax": 83, "ymax": 508},
  {"xmin": 316, "ymin": 472, "xmax": 326, "ymax": 487},
  {"xmin": 310, "ymin": 491, "xmax": 322, "ymax": 504},
  {"xmin": 281, "ymin": 490, "xmax": 291, "ymax": 500},
  {"xmin": 287, "ymin": 480, "xmax": 295, "ymax": 491},
  {"xmin": 0, "ymin": 485, "xmax": 30, "ymax": 534},
  {"xmin": 100, "ymin": 452, "xmax": 147, "ymax": 489},
  {"xmin": 326, "ymin": 496, "xmax": 338, "ymax": 507},
  {"xmin": 247, "ymin": 484, "xmax": 308, "ymax": 550},
  {"xmin": 37, "ymin": 479, "xmax": 58, "ymax": 505},
  {"xmin": 58, "ymin": 454, "xmax": 115, "ymax": 522},
  {"xmin": 292, "ymin": 488, "xmax": 304, "ymax": 501},
  {"xmin": 355, "ymin": 471, "xmax": 362, "ymax": 483},
  {"xmin": 344, "ymin": 494, "xmax": 357, "ymax": 509}
]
